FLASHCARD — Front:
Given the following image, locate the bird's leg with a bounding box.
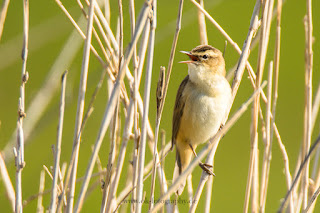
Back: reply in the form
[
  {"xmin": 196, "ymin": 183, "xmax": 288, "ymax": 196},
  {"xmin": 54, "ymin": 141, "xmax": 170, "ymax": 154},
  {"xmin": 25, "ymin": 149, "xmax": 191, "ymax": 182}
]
[{"xmin": 188, "ymin": 144, "xmax": 215, "ymax": 176}]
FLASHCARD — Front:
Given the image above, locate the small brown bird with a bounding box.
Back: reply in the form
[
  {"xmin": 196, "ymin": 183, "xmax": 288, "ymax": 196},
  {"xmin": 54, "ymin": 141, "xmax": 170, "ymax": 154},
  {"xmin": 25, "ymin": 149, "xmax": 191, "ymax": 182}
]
[{"xmin": 172, "ymin": 45, "xmax": 232, "ymax": 195}]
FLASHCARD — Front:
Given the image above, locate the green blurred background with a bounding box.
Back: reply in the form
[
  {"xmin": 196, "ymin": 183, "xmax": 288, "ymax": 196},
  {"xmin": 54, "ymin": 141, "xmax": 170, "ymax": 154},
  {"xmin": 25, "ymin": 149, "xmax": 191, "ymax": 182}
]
[{"xmin": 1, "ymin": 0, "xmax": 320, "ymax": 212}]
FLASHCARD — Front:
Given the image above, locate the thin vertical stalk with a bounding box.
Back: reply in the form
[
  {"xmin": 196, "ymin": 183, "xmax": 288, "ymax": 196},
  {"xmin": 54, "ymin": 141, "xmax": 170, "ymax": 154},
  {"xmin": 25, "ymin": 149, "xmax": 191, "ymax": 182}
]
[
  {"xmin": 301, "ymin": 0, "xmax": 313, "ymax": 209},
  {"xmin": 196, "ymin": 0, "xmax": 208, "ymax": 44},
  {"xmin": 260, "ymin": 61, "xmax": 273, "ymax": 212},
  {"xmin": 136, "ymin": 0, "xmax": 156, "ymax": 211},
  {"xmin": 66, "ymin": 0, "xmax": 95, "ymax": 211},
  {"xmin": 100, "ymin": 0, "xmax": 124, "ymax": 211},
  {"xmin": 260, "ymin": 0, "xmax": 277, "ymax": 206},
  {"xmin": 129, "ymin": 1, "xmax": 139, "ymax": 210},
  {"xmin": 148, "ymin": 0, "xmax": 184, "ymax": 211},
  {"xmin": 118, "ymin": 0, "xmax": 123, "ymax": 59},
  {"xmin": 307, "ymin": 162, "xmax": 320, "ymax": 212},
  {"xmin": 149, "ymin": 71, "xmax": 164, "ymax": 211},
  {"xmin": 104, "ymin": 0, "xmax": 110, "ymax": 23},
  {"xmin": 270, "ymin": 0, "xmax": 282, "ymax": 174},
  {"xmin": 156, "ymin": 0, "xmax": 184, "ymax": 122},
  {"xmin": 204, "ymin": 172, "xmax": 213, "ymax": 212},
  {"xmin": 311, "ymin": 84, "xmax": 320, "ymax": 180},
  {"xmin": 187, "ymin": 174, "xmax": 193, "ymax": 208},
  {"xmin": 245, "ymin": 0, "xmax": 273, "ymax": 211},
  {"xmin": 278, "ymin": 134, "xmax": 320, "ymax": 212},
  {"xmin": 49, "ymin": 71, "xmax": 68, "ymax": 213},
  {"xmin": 273, "ymin": 123, "xmax": 293, "ymax": 212},
  {"xmin": 231, "ymin": 0, "xmax": 260, "ymax": 98},
  {"xmin": 101, "ymin": 99, "xmax": 119, "ymax": 212},
  {"xmin": 73, "ymin": 3, "xmax": 151, "ymax": 211},
  {"xmin": 2, "ymin": 12, "xmax": 86, "ymax": 163},
  {"xmin": 36, "ymin": 170, "xmax": 45, "ymax": 213},
  {"xmin": 132, "ymin": 20, "xmax": 150, "ymax": 212},
  {"xmin": 240, "ymin": 1, "xmax": 260, "ymax": 210},
  {"xmin": 0, "ymin": 153, "xmax": 15, "ymax": 211},
  {"xmin": 15, "ymin": 0, "xmax": 29, "ymax": 212},
  {"xmin": 103, "ymin": 100, "xmax": 135, "ymax": 213},
  {"xmin": 303, "ymin": 186, "xmax": 320, "ymax": 212},
  {"xmin": 0, "ymin": 0, "xmax": 10, "ymax": 41}
]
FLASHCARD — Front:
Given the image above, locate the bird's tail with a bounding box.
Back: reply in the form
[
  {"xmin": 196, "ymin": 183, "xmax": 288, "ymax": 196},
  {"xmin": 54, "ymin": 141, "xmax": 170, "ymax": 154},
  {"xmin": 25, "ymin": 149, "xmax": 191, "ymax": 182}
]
[{"xmin": 172, "ymin": 149, "xmax": 186, "ymax": 196}]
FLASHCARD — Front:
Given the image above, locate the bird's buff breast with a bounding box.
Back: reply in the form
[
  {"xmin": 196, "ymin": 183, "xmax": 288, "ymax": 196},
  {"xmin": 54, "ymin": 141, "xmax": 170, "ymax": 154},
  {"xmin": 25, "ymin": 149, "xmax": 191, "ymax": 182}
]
[{"xmin": 178, "ymin": 85, "xmax": 229, "ymax": 146}]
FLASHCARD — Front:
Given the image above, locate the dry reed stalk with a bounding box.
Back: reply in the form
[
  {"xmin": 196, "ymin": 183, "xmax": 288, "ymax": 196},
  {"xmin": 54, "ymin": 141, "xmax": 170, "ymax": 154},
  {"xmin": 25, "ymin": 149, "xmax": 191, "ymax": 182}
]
[
  {"xmin": 273, "ymin": 123, "xmax": 293, "ymax": 212},
  {"xmin": 204, "ymin": 175, "xmax": 213, "ymax": 213},
  {"xmin": 2, "ymin": 0, "xmax": 111, "ymax": 165},
  {"xmin": 55, "ymin": 0, "xmax": 106, "ymax": 66},
  {"xmin": 196, "ymin": 0, "xmax": 208, "ymax": 45},
  {"xmin": 226, "ymin": 0, "xmax": 286, "ymax": 82},
  {"xmin": 0, "ymin": 153, "xmax": 15, "ymax": 211},
  {"xmin": 114, "ymin": 142, "xmax": 172, "ymax": 211},
  {"xmin": 150, "ymin": 82, "xmax": 266, "ymax": 213},
  {"xmin": 131, "ymin": 20, "xmax": 150, "ymax": 213},
  {"xmin": 187, "ymin": 174, "xmax": 193, "ymax": 208},
  {"xmin": 134, "ymin": 3, "xmax": 184, "ymax": 208},
  {"xmin": 77, "ymin": 0, "xmax": 113, "ymax": 71},
  {"xmin": 23, "ymin": 190, "xmax": 51, "ymax": 207},
  {"xmin": 301, "ymin": 0, "xmax": 313, "ymax": 209},
  {"xmin": 0, "ymin": 0, "xmax": 10, "ymax": 41},
  {"xmin": 230, "ymin": 1, "xmax": 260, "ymax": 98},
  {"xmin": 271, "ymin": 0, "xmax": 282, "ymax": 170},
  {"xmin": 308, "ymin": 167, "xmax": 320, "ymax": 212},
  {"xmin": 311, "ymin": 84, "xmax": 320, "ymax": 180},
  {"xmin": 245, "ymin": 0, "xmax": 274, "ymax": 211},
  {"xmin": 118, "ymin": 0, "xmax": 123, "ymax": 59},
  {"xmin": 37, "ymin": 170, "xmax": 45, "ymax": 213},
  {"xmin": 259, "ymin": 61, "xmax": 273, "ymax": 212},
  {"xmin": 49, "ymin": 71, "xmax": 68, "ymax": 213},
  {"xmin": 60, "ymin": 162, "xmax": 68, "ymax": 206},
  {"xmin": 237, "ymin": 2, "xmax": 260, "ymax": 211},
  {"xmin": 157, "ymin": 0, "xmax": 184, "ymax": 123},
  {"xmin": 92, "ymin": 0, "xmax": 156, "ymax": 141},
  {"xmin": 102, "ymin": 96, "xmax": 120, "ymax": 211},
  {"xmin": 104, "ymin": 0, "xmax": 110, "ymax": 23},
  {"xmin": 149, "ymin": 68, "xmax": 165, "ymax": 210},
  {"xmin": 260, "ymin": 2, "xmax": 276, "ymax": 211},
  {"xmin": 15, "ymin": 1, "xmax": 29, "ymax": 212},
  {"xmin": 102, "ymin": 100, "xmax": 135, "ymax": 213},
  {"xmin": 2, "ymin": 13, "xmax": 85, "ymax": 163},
  {"xmin": 303, "ymin": 186, "xmax": 320, "ymax": 213},
  {"xmin": 278, "ymin": 134, "xmax": 320, "ymax": 212},
  {"xmin": 148, "ymin": 0, "xmax": 185, "ymax": 211},
  {"xmin": 136, "ymin": 1, "xmax": 157, "ymax": 211},
  {"xmin": 43, "ymin": 165, "xmax": 53, "ymax": 180},
  {"xmin": 129, "ymin": 0, "xmax": 138, "ymax": 76},
  {"xmin": 73, "ymin": 3, "xmax": 151, "ymax": 211},
  {"xmin": 127, "ymin": 2, "xmax": 140, "ymax": 208},
  {"xmin": 159, "ymin": 131, "xmax": 167, "ymax": 213},
  {"xmin": 65, "ymin": 0, "xmax": 96, "ymax": 211}
]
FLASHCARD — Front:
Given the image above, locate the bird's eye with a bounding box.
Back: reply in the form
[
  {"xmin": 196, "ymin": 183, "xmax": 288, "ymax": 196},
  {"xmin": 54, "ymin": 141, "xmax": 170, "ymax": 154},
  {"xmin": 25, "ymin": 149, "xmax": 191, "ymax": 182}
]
[{"xmin": 202, "ymin": 54, "xmax": 208, "ymax": 59}]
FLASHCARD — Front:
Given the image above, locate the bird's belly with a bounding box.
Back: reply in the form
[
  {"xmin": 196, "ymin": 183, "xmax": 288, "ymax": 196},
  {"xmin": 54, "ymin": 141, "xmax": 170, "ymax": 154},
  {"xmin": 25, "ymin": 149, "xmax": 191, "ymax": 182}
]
[{"xmin": 179, "ymin": 94, "xmax": 226, "ymax": 146}]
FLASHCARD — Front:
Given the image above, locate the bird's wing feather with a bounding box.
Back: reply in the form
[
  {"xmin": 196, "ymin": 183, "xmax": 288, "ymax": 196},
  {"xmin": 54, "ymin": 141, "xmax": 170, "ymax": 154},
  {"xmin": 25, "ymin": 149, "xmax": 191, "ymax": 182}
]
[{"xmin": 172, "ymin": 75, "xmax": 189, "ymax": 149}]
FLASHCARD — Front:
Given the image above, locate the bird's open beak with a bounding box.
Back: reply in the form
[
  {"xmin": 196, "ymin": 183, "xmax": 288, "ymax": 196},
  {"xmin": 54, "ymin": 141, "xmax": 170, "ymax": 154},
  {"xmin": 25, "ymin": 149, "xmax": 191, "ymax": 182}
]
[{"xmin": 179, "ymin": 51, "xmax": 199, "ymax": 64}]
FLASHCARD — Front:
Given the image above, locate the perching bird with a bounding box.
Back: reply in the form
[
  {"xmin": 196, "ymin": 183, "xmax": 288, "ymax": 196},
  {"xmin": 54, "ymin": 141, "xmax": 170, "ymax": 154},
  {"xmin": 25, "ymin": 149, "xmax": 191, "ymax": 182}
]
[{"xmin": 172, "ymin": 45, "xmax": 232, "ymax": 195}]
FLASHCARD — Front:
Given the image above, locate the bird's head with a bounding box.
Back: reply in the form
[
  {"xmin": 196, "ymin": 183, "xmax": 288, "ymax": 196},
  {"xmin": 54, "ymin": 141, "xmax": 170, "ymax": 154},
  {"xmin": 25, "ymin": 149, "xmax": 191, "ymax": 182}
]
[{"xmin": 180, "ymin": 45, "xmax": 226, "ymax": 77}]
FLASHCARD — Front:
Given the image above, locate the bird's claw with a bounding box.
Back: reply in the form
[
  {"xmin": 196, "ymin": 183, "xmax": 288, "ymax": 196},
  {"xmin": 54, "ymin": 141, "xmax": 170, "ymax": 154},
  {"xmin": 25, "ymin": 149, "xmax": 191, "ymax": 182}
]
[{"xmin": 199, "ymin": 163, "xmax": 215, "ymax": 176}]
